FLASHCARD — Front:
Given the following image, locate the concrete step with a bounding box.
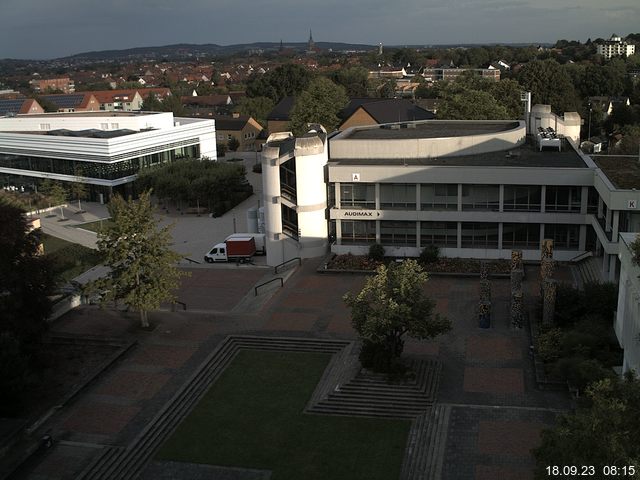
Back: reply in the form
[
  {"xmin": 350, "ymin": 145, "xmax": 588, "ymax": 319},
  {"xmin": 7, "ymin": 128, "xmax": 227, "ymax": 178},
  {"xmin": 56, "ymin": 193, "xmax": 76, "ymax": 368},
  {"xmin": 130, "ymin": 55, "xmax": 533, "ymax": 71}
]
[{"xmin": 310, "ymin": 403, "xmax": 422, "ymax": 419}]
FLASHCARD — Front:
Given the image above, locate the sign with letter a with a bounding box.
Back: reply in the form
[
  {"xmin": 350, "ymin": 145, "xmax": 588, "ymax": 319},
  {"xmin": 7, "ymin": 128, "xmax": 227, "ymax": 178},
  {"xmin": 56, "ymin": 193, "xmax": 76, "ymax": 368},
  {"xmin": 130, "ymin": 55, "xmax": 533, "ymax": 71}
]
[{"xmin": 352, "ymin": 173, "xmax": 360, "ymax": 182}]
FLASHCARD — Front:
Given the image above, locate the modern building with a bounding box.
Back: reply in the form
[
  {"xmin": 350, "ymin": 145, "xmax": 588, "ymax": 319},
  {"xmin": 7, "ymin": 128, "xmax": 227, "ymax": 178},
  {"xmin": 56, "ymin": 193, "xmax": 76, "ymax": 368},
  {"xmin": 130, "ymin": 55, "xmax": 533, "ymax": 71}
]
[
  {"xmin": 261, "ymin": 105, "xmax": 640, "ymax": 283},
  {"xmin": 614, "ymin": 232, "xmax": 640, "ymax": 375},
  {"xmin": 261, "ymin": 127, "xmax": 329, "ymax": 266},
  {"xmin": 0, "ymin": 111, "xmax": 216, "ymax": 201},
  {"xmin": 597, "ymin": 34, "xmax": 636, "ymax": 59}
]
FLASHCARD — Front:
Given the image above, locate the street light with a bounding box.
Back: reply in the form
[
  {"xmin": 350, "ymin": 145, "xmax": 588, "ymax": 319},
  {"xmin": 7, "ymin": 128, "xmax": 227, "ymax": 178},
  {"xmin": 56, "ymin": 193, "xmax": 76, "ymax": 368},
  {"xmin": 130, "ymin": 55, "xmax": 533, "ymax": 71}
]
[{"xmin": 588, "ymin": 102, "xmax": 592, "ymax": 141}]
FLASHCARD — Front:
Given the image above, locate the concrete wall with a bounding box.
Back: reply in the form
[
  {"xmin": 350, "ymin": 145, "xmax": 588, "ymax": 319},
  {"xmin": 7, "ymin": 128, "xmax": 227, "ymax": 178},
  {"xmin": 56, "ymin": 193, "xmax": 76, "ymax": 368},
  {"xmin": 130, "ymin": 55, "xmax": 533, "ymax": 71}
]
[{"xmin": 615, "ymin": 233, "xmax": 640, "ymax": 375}]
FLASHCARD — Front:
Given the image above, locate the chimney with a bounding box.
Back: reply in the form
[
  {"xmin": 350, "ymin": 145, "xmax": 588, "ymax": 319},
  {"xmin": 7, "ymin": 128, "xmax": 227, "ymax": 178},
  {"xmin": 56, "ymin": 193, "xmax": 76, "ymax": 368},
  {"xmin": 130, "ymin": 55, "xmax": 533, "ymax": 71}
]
[{"xmin": 232, "ymin": 112, "xmax": 240, "ymax": 119}]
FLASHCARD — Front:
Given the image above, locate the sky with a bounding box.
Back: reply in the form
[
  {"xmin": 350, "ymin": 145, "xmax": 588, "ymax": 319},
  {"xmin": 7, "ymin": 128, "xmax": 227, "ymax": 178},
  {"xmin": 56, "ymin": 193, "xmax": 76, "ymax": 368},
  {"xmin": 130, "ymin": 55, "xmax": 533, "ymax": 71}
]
[{"xmin": 0, "ymin": 0, "xmax": 639, "ymax": 59}]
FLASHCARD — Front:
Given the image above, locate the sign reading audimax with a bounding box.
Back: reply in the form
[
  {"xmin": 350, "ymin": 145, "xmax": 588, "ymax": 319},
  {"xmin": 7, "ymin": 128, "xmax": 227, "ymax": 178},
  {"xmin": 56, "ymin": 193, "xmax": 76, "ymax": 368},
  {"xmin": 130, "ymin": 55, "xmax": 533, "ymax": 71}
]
[{"xmin": 341, "ymin": 210, "xmax": 381, "ymax": 217}]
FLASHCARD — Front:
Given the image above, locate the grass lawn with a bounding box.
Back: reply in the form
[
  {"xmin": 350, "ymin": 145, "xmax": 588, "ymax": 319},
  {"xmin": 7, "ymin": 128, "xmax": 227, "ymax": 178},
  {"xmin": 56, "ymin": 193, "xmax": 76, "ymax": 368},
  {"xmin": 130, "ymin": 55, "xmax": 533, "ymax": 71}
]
[
  {"xmin": 41, "ymin": 233, "xmax": 102, "ymax": 284},
  {"xmin": 157, "ymin": 350, "xmax": 411, "ymax": 480},
  {"xmin": 75, "ymin": 218, "xmax": 113, "ymax": 233}
]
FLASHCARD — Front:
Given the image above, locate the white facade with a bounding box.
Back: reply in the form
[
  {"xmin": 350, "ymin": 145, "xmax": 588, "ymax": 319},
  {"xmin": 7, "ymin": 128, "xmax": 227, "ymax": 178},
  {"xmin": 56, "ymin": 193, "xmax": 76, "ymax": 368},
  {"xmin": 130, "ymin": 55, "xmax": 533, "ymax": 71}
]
[
  {"xmin": 615, "ymin": 233, "xmax": 640, "ymax": 375},
  {"xmin": 0, "ymin": 111, "xmax": 216, "ymax": 199},
  {"xmin": 597, "ymin": 35, "xmax": 636, "ymax": 59},
  {"xmin": 261, "ymin": 128, "xmax": 329, "ymax": 267}
]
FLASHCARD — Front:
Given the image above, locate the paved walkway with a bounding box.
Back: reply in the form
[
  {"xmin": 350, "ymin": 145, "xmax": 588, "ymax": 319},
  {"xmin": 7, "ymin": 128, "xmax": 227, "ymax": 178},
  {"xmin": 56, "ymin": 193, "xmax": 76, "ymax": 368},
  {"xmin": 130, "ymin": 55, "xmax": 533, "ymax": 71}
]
[{"xmin": 8, "ymin": 260, "xmax": 572, "ymax": 480}]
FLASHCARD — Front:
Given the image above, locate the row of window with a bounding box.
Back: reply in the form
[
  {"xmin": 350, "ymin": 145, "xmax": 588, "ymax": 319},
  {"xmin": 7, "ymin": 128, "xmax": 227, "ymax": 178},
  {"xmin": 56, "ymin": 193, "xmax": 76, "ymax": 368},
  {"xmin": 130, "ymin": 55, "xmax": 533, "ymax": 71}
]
[
  {"xmin": 336, "ymin": 183, "xmax": 598, "ymax": 213},
  {"xmin": 0, "ymin": 145, "xmax": 200, "ymax": 181},
  {"xmin": 339, "ymin": 221, "xmax": 581, "ymax": 250}
]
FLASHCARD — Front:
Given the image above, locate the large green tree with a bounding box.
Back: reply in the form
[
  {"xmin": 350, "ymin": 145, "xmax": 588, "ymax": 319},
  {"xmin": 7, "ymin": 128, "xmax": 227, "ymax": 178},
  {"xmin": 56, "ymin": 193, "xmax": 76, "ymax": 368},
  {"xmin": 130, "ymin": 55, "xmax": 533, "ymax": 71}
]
[
  {"xmin": 332, "ymin": 66, "xmax": 370, "ymax": 97},
  {"xmin": 343, "ymin": 259, "xmax": 451, "ymax": 371},
  {"xmin": 0, "ymin": 198, "xmax": 53, "ymax": 345},
  {"xmin": 246, "ymin": 64, "xmax": 315, "ymax": 103},
  {"xmin": 533, "ymin": 376, "xmax": 640, "ymax": 479},
  {"xmin": 236, "ymin": 96, "xmax": 275, "ymax": 128},
  {"xmin": 289, "ymin": 77, "xmax": 348, "ymax": 135},
  {"xmin": 517, "ymin": 59, "xmax": 580, "ymax": 114},
  {"xmin": 438, "ymin": 89, "xmax": 510, "ymax": 120},
  {"xmin": 90, "ymin": 191, "xmax": 186, "ymax": 327}
]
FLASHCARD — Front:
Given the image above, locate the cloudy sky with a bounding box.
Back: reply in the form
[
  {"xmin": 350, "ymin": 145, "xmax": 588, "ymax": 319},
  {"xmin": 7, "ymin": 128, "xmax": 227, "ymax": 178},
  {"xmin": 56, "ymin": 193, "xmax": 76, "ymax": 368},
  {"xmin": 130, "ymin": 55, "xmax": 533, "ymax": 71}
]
[{"xmin": 1, "ymin": 0, "xmax": 638, "ymax": 59}]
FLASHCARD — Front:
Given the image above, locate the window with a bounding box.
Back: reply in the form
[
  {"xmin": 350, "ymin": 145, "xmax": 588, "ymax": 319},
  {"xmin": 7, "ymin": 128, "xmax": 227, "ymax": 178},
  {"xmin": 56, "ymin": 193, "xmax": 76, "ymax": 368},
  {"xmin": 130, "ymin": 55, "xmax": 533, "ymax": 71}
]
[
  {"xmin": 380, "ymin": 184, "xmax": 416, "ymax": 209},
  {"xmin": 111, "ymin": 123, "xmax": 119, "ymax": 129},
  {"xmin": 502, "ymin": 223, "xmax": 540, "ymax": 249},
  {"xmin": 279, "ymin": 158, "xmax": 296, "ymax": 202},
  {"xmin": 545, "ymin": 186, "xmax": 581, "ymax": 212},
  {"xmin": 461, "ymin": 223, "xmax": 499, "ymax": 248},
  {"xmin": 421, "ymin": 184, "xmax": 457, "ymax": 210},
  {"xmin": 341, "ymin": 183, "xmax": 375, "ymax": 208},
  {"xmin": 544, "ymin": 224, "xmax": 579, "ymax": 250},
  {"xmin": 39, "ymin": 123, "xmax": 50, "ymax": 130},
  {"xmin": 380, "ymin": 221, "xmax": 416, "ymax": 246},
  {"xmin": 503, "ymin": 186, "xmax": 541, "ymax": 211},
  {"xmin": 461, "ymin": 185, "xmax": 499, "ymax": 211},
  {"xmin": 341, "ymin": 220, "xmax": 376, "ymax": 244},
  {"xmin": 101, "ymin": 123, "xmax": 109, "ymax": 130},
  {"xmin": 587, "ymin": 187, "xmax": 599, "ymax": 214},
  {"xmin": 420, "ymin": 222, "xmax": 457, "ymax": 247},
  {"xmin": 281, "ymin": 205, "xmax": 298, "ymax": 240}
]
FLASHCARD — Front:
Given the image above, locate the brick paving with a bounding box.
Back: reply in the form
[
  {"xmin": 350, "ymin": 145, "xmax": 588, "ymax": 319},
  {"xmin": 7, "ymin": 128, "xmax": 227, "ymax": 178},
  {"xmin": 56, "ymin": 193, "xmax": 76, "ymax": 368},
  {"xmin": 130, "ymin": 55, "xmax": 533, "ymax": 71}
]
[{"xmin": 8, "ymin": 260, "xmax": 575, "ymax": 479}]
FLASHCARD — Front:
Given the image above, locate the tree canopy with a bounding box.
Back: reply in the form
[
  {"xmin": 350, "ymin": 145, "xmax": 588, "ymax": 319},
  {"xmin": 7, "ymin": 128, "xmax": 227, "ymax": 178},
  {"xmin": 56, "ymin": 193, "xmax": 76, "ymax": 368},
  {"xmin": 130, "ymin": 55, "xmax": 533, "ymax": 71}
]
[
  {"xmin": 289, "ymin": 77, "xmax": 348, "ymax": 135},
  {"xmin": 246, "ymin": 64, "xmax": 315, "ymax": 103},
  {"xmin": 90, "ymin": 191, "xmax": 186, "ymax": 327},
  {"xmin": 533, "ymin": 376, "xmax": 640, "ymax": 478},
  {"xmin": 236, "ymin": 96, "xmax": 275, "ymax": 128},
  {"xmin": 0, "ymin": 198, "xmax": 53, "ymax": 345},
  {"xmin": 343, "ymin": 259, "xmax": 451, "ymax": 371},
  {"xmin": 517, "ymin": 59, "xmax": 580, "ymax": 114}
]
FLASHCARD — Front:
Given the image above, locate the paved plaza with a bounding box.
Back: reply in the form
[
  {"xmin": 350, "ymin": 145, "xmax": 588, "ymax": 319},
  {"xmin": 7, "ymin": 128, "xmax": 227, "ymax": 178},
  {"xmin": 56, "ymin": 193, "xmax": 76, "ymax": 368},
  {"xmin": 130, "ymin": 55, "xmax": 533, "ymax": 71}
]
[
  {"xmin": 8, "ymin": 158, "xmax": 573, "ymax": 479},
  {"xmin": 5, "ymin": 255, "xmax": 573, "ymax": 480}
]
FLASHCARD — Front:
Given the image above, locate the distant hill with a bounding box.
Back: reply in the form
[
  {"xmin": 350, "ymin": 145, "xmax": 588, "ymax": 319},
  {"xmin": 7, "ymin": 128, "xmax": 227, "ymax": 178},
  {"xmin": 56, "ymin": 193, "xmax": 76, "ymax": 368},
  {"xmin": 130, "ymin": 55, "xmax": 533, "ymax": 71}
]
[{"xmin": 62, "ymin": 42, "xmax": 378, "ymax": 61}]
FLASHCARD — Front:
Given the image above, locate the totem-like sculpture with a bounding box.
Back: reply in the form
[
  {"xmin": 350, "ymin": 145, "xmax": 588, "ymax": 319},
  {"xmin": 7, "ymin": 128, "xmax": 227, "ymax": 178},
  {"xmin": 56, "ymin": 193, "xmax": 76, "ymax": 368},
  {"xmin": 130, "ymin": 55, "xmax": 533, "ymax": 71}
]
[
  {"xmin": 479, "ymin": 262, "xmax": 491, "ymax": 328},
  {"xmin": 510, "ymin": 250, "xmax": 524, "ymax": 328},
  {"xmin": 540, "ymin": 239, "xmax": 557, "ymax": 326}
]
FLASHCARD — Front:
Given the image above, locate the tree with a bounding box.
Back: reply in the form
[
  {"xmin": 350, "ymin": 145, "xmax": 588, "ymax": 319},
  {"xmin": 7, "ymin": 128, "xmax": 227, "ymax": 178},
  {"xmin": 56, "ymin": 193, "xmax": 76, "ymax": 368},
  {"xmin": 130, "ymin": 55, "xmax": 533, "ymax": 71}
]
[
  {"xmin": 246, "ymin": 64, "xmax": 315, "ymax": 103},
  {"xmin": 289, "ymin": 77, "xmax": 348, "ymax": 135},
  {"xmin": 236, "ymin": 96, "xmax": 275, "ymax": 128},
  {"xmin": 343, "ymin": 259, "xmax": 451, "ymax": 371},
  {"xmin": 517, "ymin": 59, "xmax": 580, "ymax": 114},
  {"xmin": 227, "ymin": 137, "xmax": 240, "ymax": 152},
  {"xmin": 90, "ymin": 191, "xmax": 187, "ymax": 327},
  {"xmin": 69, "ymin": 167, "xmax": 88, "ymax": 211},
  {"xmin": 533, "ymin": 376, "xmax": 640, "ymax": 478},
  {"xmin": 332, "ymin": 66, "xmax": 370, "ymax": 97},
  {"xmin": 141, "ymin": 92, "xmax": 163, "ymax": 111},
  {"xmin": 0, "ymin": 198, "xmax": 53, "ymax": 346},
  {"xmin": 438, "ymin": 89, "xmax": 510, "ymax": 120}
]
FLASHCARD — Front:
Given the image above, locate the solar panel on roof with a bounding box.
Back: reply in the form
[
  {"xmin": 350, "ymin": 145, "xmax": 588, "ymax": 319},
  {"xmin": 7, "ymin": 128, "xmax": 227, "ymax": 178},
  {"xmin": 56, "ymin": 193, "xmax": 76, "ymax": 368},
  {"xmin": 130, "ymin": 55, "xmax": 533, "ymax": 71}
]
[
  {"xmin": 41, "ymin": 94, "xmax": 83, "ymax": 109},
  {"xmin": 0, "ymin": 99, "xmax": 25, "ymax": 115}
]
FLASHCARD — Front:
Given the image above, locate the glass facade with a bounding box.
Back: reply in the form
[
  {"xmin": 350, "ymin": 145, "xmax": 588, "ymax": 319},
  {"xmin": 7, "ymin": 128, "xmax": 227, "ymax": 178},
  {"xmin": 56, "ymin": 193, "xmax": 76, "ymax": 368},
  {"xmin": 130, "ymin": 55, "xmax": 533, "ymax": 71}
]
[
  {"xmin": 503, "ymin": 185, "xmax": 541, "ymax": 212},
  {"xmin": 281, "ymin": 204, "xmax": 298, "ymax": 240},
  {"xmin": 279, "ymin": 158, "xmax": 296, "ymax": 203},
  {"xmin": 341, "ymin": 183, "xmax": 375, "ymax": 208},
  {"xmin": 461, "ymin": 222, "xmax": 499, "ymax": 248},
  {"xmin": 545, "ymin": 186, "xmax": 581, "ymax": 212},
  {"xmin": 380, "ymin": 184, "xmax": 416, "ymax": 209},
  {"xmin": 421, "ymin": 184, "xmax": 457, "ymax": 210},
  {"xmin": 461, "ymin": 185, "xmax": 499, "ymax": 211},
  {"xmin": 341, "ymin": 220, "xmax": 376, "ymax": 245},
  {"xmin": 0, "ymin": 145, "xmax": 199, "ymax": 181},
  {"xmin": 502, "ymin": 223, "xmax": 540, "ymax": 249},
  {"xmin": 380, "ymin": 221, "xmax": 416, "ymax": 246},
  {"xmin": 420, "ymin": 221, "xmax": 458, "ymax": 247},
  {"xmin": 544, "ymin": 224, "xmax": 580, "ymax": 250}
]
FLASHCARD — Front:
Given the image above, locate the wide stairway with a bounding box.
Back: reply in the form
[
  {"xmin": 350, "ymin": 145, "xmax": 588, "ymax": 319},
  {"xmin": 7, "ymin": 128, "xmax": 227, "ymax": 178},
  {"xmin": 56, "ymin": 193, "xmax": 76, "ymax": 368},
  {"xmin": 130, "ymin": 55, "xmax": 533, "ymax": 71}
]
[
  {"xmin": 575, "ymin": 256, "xmax": 604, "ymax": 287},
  {"xmin": 308, "ymin": 359, "xmax": 442, "ymax": 419}
]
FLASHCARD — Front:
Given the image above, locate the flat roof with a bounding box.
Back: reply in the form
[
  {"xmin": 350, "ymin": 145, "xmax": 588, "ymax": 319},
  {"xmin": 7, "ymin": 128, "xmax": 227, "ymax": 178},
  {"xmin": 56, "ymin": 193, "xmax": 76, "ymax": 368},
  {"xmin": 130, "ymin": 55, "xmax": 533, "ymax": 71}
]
[
  {"xmin": 593, "ymin": 156, "xmax": 640, "ymax": 189},
  {"xmin": 342, "ymin": 121, "xmax": 520, "ymax": 140},
  {"xmin": 330, "ymin": 139, "xmax": 588, "ymax": 168},
  {"xmin": 15, "ymin": 111, "xmax": 157, "ymax": 118}
]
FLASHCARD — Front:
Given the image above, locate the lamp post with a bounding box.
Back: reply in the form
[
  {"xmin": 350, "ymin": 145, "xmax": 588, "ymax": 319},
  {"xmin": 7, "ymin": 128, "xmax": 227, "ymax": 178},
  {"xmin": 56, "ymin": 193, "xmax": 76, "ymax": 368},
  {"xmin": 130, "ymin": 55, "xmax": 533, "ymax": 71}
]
[{"xmin": 588, "ymin": 102, "xmax": 592, "ymax": 141}]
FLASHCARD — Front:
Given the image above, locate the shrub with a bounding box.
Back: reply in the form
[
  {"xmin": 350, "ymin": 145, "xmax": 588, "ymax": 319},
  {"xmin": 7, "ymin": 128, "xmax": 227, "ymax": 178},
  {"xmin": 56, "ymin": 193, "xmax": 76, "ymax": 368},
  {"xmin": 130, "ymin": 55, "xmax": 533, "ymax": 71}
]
[
  {"xmin": 368, "ymin": 243, "xmax": 385, "ymax": 261},
  {"xmin": 0, "ymin": 332, "xmax": 31, "ymax": 416},
  {"xmin": 419, "ymin": 245, "xmax": 440, "ymax": 265},
  {"xmin": 552, "ymin": 357, "xmax": 615, "ymax": 392},
  {"xmin": 537, "ymin": 327, "xmax": 563, "ymax": 363},
  {"xmin": 216, "ymin": 142, "xmax": 227, "ymax": 157},
  {"xmin": 228, "ymin": 137, "xmax": 240, "ymax": 151}
]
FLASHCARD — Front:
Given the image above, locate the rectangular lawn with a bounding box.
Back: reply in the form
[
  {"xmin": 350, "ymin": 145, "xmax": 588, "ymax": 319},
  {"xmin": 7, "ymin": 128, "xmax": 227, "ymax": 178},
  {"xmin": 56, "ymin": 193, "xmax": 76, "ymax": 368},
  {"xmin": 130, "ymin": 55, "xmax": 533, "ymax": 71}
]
[{"xmin": 156, "ymin": 349, "xmax": 411, "ymax": 480}]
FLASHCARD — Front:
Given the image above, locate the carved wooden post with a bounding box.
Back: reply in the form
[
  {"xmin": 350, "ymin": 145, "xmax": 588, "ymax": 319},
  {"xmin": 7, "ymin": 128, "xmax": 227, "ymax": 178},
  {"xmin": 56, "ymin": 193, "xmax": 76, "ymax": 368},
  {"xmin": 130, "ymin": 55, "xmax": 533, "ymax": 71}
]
[
  {"xmin": 542, "ymin": 279, "xmax": 557, "ymax": 326},
  {"xmin": 479, "ymin": 262, "xmax": 491, "ymax": 328}
]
